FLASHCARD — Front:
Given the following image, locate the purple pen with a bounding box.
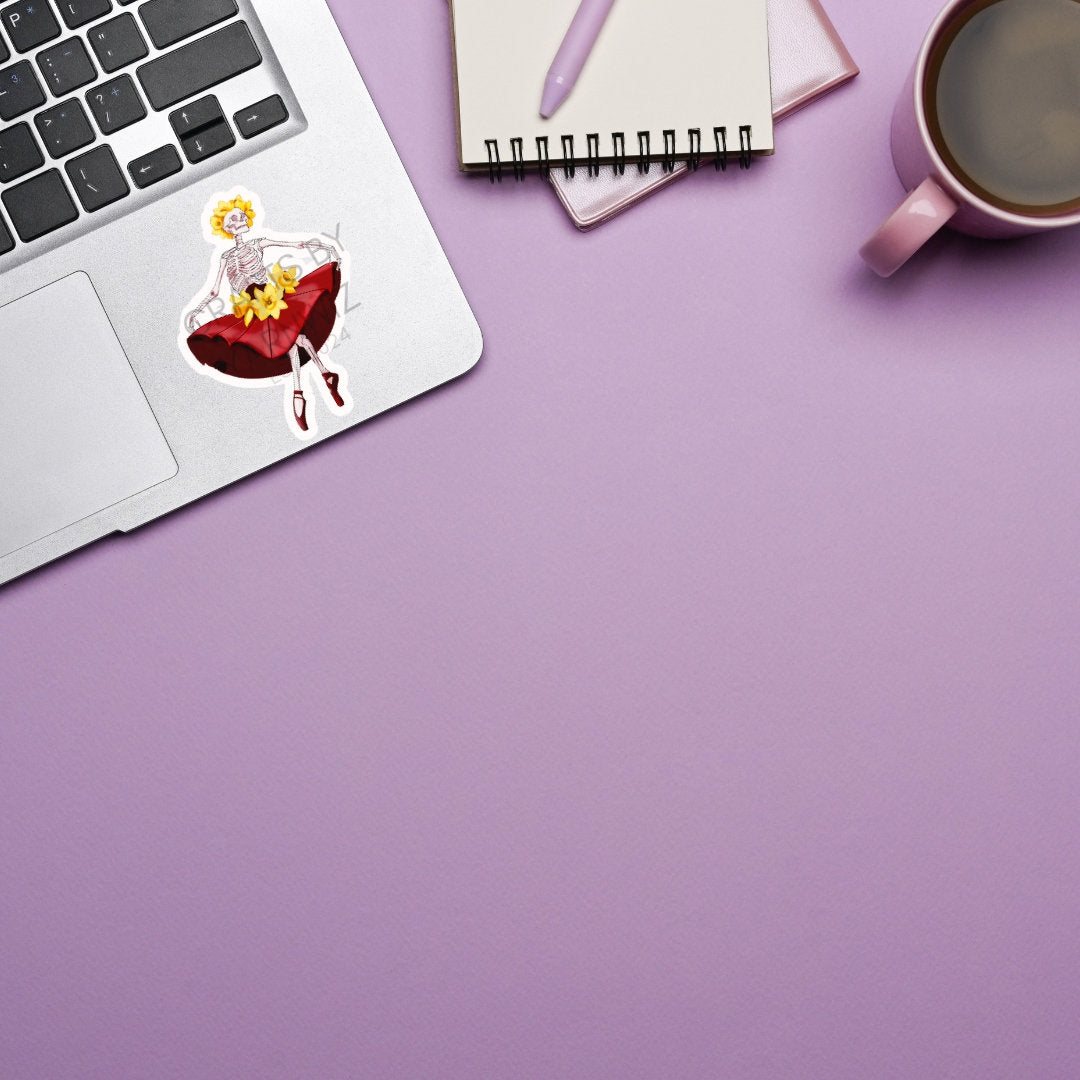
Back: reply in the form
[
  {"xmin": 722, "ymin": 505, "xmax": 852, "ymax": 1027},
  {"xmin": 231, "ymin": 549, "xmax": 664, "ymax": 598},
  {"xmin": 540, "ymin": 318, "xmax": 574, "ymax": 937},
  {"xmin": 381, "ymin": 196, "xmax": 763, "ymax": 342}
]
[{"xmin": 539, "ymin": 0, "xmax": 618, "ymax": 119}]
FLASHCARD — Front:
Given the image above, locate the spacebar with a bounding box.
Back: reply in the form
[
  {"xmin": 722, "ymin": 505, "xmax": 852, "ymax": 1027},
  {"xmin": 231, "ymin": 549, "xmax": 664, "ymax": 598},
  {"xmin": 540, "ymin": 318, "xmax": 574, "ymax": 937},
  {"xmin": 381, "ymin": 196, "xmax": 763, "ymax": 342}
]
[{"xmin": 137, "ymin": 22, "xmax": 262, "ymax": 111}]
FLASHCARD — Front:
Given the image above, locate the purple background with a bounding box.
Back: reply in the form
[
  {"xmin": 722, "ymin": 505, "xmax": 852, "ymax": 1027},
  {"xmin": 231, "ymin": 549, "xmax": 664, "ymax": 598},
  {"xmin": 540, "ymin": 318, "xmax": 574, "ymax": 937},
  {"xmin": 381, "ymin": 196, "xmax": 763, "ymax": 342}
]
[{"xmin": 3, "ymin": 1, "xmax": 1080, "ymax": 1077}]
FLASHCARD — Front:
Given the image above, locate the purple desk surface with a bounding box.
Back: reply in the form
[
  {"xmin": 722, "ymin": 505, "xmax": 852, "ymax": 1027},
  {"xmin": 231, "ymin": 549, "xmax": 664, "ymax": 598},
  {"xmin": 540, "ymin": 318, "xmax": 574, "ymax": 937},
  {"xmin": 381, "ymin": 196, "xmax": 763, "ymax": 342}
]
[{"xmin": 3, "ymin": 2, "xmax": 1079, "ymax": 1077}]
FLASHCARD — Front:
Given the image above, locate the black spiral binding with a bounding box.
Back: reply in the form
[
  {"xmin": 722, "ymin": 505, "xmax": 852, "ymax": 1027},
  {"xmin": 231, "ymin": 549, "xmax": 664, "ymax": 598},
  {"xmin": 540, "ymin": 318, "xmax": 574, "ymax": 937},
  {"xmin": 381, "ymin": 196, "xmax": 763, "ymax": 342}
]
[
  {"xmin": 687, "ymin": 128, "xmax": 702, "ymax": 172},
  {"xmin": 482, "ymin": 126, "xmax": 754, "ymax": 181},
  {"xmin": 612, "ymin": 132, "xmax": 626, "ymax": 176},
  {"xmin": 510, "ymin": 137, "xmax": 525, "ymax": 181},
  {"xmin": 561, "ymin": 135, "xmax": 576, "ymax": 178},
  {"xmin": 738, "ymin": 125, "xmax": 753, "ymax": 170},
  {"xmin": 662, "ymin": 130, "xmax": 677, "ymax": 173},
  {"xmin": 714, "ymin": 127, "xmax": 728, "ymax": 171},
  {"xmin": 586, "ymin": 133, "xmax": 601, "ymax": 178},
  {"xmin": 536, "ymin": 136, "xmax": 550, "ymax": 177},
  {"xmin": 637, "ymin": 131, "xmax": 651, "ymax": 174},
  {"xmin": 484, "ymin": 139, "xmax": 501, "ymax": 183}
]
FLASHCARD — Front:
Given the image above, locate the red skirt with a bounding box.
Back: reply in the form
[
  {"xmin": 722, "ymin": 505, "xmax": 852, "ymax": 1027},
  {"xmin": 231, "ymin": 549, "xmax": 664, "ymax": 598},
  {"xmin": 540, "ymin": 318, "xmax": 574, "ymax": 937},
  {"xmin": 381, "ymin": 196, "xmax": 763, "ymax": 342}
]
[{"xmin": 187, "ymin": 262, "xmax": 341, "ymax": 380}]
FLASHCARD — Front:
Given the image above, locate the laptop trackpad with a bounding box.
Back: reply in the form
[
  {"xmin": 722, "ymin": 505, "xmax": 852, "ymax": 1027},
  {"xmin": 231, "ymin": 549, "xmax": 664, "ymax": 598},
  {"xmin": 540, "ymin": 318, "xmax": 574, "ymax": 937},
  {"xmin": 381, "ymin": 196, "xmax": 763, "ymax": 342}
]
[{"xmin": 0, "ymin": 272, "xmax": 177, "ymax": 558}]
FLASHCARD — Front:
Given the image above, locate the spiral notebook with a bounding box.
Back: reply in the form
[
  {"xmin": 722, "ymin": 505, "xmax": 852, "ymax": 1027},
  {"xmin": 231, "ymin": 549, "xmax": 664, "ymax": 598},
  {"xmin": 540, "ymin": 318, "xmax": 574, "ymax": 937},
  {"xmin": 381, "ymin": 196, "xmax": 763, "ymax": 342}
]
[
  {"xmin": 550, "ymin": 0, "xmax": 858, "ymax": 228},
  {"xmin": 449, "ymin": 0, "xmax": 774, "ymax": 177}
]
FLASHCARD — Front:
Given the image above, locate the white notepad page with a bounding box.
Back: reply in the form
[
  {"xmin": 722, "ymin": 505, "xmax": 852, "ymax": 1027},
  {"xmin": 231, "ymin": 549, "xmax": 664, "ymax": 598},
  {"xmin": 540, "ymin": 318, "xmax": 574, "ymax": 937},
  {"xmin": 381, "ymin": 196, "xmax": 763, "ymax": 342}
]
[{"xmin": 450, "ymin": 0, "xmax": 774, "ymax": 171}]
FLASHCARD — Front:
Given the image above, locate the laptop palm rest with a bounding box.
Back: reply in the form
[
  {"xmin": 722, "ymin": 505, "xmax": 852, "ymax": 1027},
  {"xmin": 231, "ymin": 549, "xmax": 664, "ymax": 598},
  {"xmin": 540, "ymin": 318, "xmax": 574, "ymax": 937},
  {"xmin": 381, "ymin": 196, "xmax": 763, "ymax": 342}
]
[{"xmin": 0, "ymin": 272, "xmax": 177, "ymax": 559}]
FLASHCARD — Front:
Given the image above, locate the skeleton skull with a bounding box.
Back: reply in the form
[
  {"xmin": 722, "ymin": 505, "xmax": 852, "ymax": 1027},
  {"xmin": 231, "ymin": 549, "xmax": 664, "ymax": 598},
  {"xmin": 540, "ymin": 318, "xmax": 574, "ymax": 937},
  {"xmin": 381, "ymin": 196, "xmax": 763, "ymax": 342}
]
[{"xmin": 223, "ymin": 208, "xmax": 250, "ymax": 237}]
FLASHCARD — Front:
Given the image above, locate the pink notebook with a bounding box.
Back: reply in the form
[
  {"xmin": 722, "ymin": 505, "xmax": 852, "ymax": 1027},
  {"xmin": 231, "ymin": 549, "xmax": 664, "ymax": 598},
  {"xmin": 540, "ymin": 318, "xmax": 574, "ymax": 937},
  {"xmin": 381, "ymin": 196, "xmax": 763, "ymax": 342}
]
[{"xmin": 550, "ymin": 0, "xmax": 857, "ymax": 229}]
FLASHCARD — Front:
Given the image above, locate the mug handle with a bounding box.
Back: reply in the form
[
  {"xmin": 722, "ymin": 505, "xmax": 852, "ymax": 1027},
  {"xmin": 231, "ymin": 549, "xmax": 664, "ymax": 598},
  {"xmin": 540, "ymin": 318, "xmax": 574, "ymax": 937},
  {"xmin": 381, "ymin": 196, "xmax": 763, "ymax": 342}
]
[{"xmin": 860, "ymin": 177, "xmax": 959, "ymax": 277}]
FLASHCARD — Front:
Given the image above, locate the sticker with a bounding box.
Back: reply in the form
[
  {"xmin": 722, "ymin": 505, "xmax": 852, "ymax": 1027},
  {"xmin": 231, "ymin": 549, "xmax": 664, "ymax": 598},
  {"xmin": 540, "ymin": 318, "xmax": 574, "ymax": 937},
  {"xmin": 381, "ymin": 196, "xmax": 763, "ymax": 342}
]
[{"xmin": 181, "ymin": 190, "xmax": 353, "ymax": 440}]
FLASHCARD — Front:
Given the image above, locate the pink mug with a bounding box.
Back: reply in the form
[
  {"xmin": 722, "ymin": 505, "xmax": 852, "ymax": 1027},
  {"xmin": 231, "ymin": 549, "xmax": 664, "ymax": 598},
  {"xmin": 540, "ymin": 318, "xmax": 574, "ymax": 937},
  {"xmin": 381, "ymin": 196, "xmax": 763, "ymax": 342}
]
[{"xmin": 860, "ymin": 0, "xmax": 1080, "ymax": 277}]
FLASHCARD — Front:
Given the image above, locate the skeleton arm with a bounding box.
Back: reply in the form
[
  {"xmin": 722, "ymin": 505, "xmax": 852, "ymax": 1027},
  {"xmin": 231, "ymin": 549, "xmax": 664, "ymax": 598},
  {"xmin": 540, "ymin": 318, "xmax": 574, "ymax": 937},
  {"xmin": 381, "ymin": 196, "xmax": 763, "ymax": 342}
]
[
  {"xmin": 185, "ymin": 255, "xmax": 230, "ymax": 332},
  {"xmin": 258, "ymin": 237, "xmax": 341, "ymax": 264}
]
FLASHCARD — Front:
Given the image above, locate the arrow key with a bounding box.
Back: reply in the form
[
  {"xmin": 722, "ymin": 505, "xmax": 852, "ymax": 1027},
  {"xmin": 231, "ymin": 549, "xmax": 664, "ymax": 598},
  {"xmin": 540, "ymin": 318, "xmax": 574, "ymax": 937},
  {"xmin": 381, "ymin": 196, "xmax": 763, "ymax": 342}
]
[
  {"xmin": 128, "ymin": 143, "xmax": 181, "ymax": 189},
  {"xmin": 180, "ymin": 117, "xmax": 234, "ymax": 164},
  {"xmin": 168, "ymin": 94, "xmax": 223, "ymax": 140},
  {"xmin": 234, "ymin": 94, "xmax": 287, "ymax": 140}
]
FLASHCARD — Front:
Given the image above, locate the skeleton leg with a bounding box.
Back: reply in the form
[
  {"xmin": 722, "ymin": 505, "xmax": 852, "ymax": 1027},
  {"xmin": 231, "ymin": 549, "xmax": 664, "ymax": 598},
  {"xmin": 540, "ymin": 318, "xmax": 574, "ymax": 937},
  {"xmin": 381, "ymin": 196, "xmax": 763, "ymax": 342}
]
[
  {"xmin": 288, "ymin": 344, "xmax": 308, "ymax": 431},
  {"xmin": 289, "ymin": 344, "xmax": 303, "ymax": 390},
  {"xmin": 299, "ymin": 334, "xmax": 345, "ymax": 409},
  {"xmin": 297, "ymin": 334, "xmax": 328, "ymax": 373}
]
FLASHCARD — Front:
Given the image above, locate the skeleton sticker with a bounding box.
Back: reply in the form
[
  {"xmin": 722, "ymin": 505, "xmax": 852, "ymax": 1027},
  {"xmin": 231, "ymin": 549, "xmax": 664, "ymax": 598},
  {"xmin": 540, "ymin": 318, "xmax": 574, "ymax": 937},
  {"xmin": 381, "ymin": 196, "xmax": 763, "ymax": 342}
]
[{"xmin": 182, "ymin": 192, "xmax": 352, "ymax": 439}]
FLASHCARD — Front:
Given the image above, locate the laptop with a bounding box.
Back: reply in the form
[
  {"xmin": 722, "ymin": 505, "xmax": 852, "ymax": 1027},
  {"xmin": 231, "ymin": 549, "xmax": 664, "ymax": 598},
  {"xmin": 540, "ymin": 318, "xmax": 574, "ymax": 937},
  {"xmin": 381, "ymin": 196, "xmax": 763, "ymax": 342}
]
[{"xmin": 0, "ymin": 0, "xmax": 482, "ymax": 586}]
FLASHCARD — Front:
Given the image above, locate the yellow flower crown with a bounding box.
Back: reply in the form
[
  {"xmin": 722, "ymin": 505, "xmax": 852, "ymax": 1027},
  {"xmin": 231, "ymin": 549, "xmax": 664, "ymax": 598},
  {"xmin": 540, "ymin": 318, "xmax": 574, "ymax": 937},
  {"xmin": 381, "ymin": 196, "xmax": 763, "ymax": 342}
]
[{"xmin": 210, "ymin": 196, "xmax": 256, "ymax": 239}]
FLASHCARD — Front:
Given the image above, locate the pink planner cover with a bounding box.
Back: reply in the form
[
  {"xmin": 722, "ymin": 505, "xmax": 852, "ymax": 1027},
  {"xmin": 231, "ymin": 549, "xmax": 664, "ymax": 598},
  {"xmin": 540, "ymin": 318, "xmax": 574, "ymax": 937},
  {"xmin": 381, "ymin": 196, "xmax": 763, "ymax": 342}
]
[{"xmin": 550, "ymin": 0, "xmax": 858, "ymax": 229}]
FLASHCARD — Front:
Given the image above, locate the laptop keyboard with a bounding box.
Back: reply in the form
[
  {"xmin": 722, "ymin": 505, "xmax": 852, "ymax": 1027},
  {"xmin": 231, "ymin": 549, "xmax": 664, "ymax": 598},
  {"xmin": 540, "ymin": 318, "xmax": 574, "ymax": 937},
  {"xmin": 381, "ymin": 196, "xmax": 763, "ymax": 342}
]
[{"xmin": 0, "ymin": 0, "xmax": 300, "ymax": 265}]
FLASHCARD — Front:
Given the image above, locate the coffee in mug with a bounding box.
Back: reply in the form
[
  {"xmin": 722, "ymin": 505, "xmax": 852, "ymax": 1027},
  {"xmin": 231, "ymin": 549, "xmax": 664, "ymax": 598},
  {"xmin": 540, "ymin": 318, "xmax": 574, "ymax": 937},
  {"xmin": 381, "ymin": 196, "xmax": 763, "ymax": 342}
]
[
  {"xmin": 926, "ymin": 0, "xmax": 1080, "ymax": 216},
  {"xmin": 860, "ymin": 0, "xmax": 1080, "ymax": 276}
]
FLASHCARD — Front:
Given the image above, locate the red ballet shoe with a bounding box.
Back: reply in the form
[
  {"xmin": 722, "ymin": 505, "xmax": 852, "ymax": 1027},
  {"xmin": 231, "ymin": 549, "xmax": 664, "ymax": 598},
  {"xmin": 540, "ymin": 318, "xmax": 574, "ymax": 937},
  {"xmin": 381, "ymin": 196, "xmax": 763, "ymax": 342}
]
[
  {"xmin": 322, "ymin": 370, "xmax": 344, "ymax": 408},
  {"xmin": 292, "ymin": 390, "xmax": 308, "ymax": 432}
]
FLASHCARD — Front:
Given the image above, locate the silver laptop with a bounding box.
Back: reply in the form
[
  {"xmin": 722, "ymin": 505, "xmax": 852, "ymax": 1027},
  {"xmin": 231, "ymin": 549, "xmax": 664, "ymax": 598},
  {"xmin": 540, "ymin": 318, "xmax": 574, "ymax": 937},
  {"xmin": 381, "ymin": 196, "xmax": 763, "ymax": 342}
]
[{"xmin": 0, "ymin": 0, "xmax": 482, "ymax": 586}]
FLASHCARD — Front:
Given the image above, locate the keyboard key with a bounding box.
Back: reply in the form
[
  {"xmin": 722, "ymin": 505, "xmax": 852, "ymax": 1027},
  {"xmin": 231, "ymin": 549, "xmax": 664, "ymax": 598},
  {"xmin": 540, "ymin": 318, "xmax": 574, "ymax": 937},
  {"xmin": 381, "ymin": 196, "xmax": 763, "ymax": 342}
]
[
  {"xmin": 0, "ymin": 120, "xmax": 43, "ymax": 181},
  {"xmin": 35, "ymin": 98, "xmax": 94, "ymax": 158},
  {"xmin": 168, "ymin": 93, "xmax": 222, "ymax": 139},
  {"xmin": 0, "ymin": 59, "xmax": 45, "ymax": 120},
  {"xmin": 180, "ymin": 117, "xmax": 232, "ymax": 163},
  {"xmin": 0, "ymin": 31, "xmax": 8, "ymax": 64},
  {"xmin": 1, "ymin": 1, "xmax": 60, "ymax": 53},
  {"xmin": 37, "ymin": 37, "xmax": 97, "ymax": 97},
  {"xmin": 58, "ymin": 0, "xmax": 113, "ymax": 30},
  {"xmin": 127, "ymin": 142, "xmax": 180, "ymax": 188},
  {"xmin": 235, "ymin": 94, "xmax": 287, "ymax": 140},
  {"xmin": 0, "ymin": 210, "xmax": 13, "ymax": 252},
  {"xmin": 65, "ymin": 143, "xmax": 127, "ymax": 210},
  {"xmin": 137, "ymin": 21, "xmax": 260, "ymax": 111},
  {"xmin": 167, "ymin": 95, "xmax": 234, "ymax": 163},
  {"xmin": 2, "ymin": 168, "xmax": 78, "ymax": 240},
  {"xmin": 88, "ymin": 12, "xmax": 146, "ymax": 74},
  {"xmin": 138, "ymin": 0, "xmax": 237, "ymax": 50},
  {"xmin": 86, "ymin": 72, "xmax": 144, "ymax": 133}
]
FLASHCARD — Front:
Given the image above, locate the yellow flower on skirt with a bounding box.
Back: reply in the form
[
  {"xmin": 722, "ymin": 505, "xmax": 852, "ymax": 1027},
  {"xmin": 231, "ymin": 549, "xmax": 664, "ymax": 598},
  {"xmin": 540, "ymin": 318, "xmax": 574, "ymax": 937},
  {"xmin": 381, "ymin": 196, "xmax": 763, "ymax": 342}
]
[
  {"xmin": 231, "ymin": 279, "xmax": 289, "ymax": 325},
  {"xmin": 270, "ymin": 262, "xmax": 299, "ymax": 295}
]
